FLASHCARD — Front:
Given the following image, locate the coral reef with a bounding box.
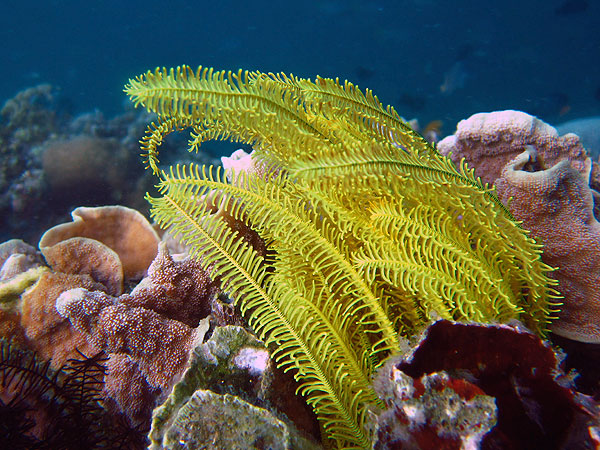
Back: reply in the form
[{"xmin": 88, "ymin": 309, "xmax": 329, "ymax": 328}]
[
  {"xmin": 0, "ymin": 84, "xmax": 207, "ymax": 242},
  {"xmin": 0, "ymin": 85, "xmax": 63, "ymax": 240},
  {"xmin": 392, "ymin": 320, "xmax": 600, "ymax": 449},
  {"xmin": 495, "ymin": 149, "xmax": 600, "ymax": 342},
  {"xmin": 152, "ymin": 389, "xmax": 319, "ymax": 450},
  {"xmin": 56, "ymin": 287, "xmax": 201, "ymax": 390},
  {"xmin": 439, "ymin": 110, "xmax": 600, "ymax": 343},
  {"xmin": 373, "ymin": 369, "xmax": 497, "ymax": 449},
  {"xmin": 125, "ymin": 65, "xmax": 557, "ymax": 448},
  {"xmin": 437, "ymin": 110, "xmax": 594, "ymax": 188},
  {"xmin": 39, "ymin": 205, "xmax": 160, "ymax": 284}
]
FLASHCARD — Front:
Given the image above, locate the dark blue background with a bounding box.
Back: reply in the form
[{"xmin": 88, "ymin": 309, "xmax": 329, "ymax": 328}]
[{"xmin": 1, "ymin": 0, "xmax": 598, "ymax": 131}]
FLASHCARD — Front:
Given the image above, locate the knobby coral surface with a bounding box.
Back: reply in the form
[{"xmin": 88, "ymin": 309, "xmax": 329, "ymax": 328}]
[
  {"xmin": 56, "ymin": 287, "xmax": 200, "ymax": 390},
  {"xmin": 437, "ymin": 110, "xmax": 594, "ymax": 186},
  {"xmin": 53, "ymin": 243, "xmax": 222, "ymax": 426}
]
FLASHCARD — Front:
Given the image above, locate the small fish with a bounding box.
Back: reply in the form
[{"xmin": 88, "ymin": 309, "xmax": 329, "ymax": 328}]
[
  {"xmin": 355, "ymin": 66, "xmax": 375, "ymax": 82},
  {"xmin": 440, "ymin": 61, "xmax": 468, "ymax": 95}
]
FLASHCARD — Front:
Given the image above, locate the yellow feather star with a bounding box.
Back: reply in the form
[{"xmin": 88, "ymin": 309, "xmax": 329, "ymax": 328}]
[{"xmin": 124, "ymin": 65, "xmax": 560, "ymax": 449}]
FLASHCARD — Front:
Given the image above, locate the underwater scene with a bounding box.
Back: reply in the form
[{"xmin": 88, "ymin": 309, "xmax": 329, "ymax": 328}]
[{"xmin": 1, "ymin": 1, "xmax": 600, "ymax": 448}]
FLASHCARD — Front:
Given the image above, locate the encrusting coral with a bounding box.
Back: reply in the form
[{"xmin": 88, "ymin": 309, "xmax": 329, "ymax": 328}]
[
  {"xmin": 123, "ymin": 65, "xmax": 559, "ymax": 448},
  {"xmin": 54, "ymin": 242, "xmax": 223, "ymax": 426},
  {"xmin": 0, "ymin": 239, "xmax": 47, "ymax": 304},
  {"xmin": 56, "ymin": 287, "xmax": 201, "ymax": 390},
  {"xmin": 437, "ymin": 110, "xmax": 595, "ymax": 187},
  {"xmin": 439, "ymin": 110, "xmax": 600, "ymax": 343},
  {"xmin": 20, "ymin": 271, "xmax": 104, "ymax": 367},
  {"xmin": 373, "ymin": 368, "xmax": 497, "ymax": 449},
  {"xmin": 150, "ymin": 324, "xmax": 321, "ymax": 447},
  {"xmin": 125, "ymin": 242, "xmax": 220, "ymax": 326}
]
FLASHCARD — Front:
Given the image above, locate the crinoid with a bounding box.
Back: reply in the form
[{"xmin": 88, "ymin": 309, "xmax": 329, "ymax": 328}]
[
  {"xmin": 125, "ymin": 66, "xmax": 560, "ymax": 448},
  {"xmin": 0, "ymin": 340, "xmax": 144, "ymax": 449}
]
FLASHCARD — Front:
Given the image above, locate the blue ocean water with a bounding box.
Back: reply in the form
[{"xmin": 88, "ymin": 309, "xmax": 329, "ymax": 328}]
[{"xmin": 1, "ymin": 0, "xmax": 598, "ymax": 131}]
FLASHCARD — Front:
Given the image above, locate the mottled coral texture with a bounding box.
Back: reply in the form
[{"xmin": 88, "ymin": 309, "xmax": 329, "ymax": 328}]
[
  {"xmin": 438, "ymin": 110, "xmax": 594, "ymax": 186},
  {"xmin": 496, "ymin": 150, "xmax": 600, "ymax": 342},
  {"xmin": 126, "ymin": 243, "xmax": 219, "ymax": 326},
  {"xmin": 377, "ymin": 320, "xmax": 600, "ymax": 449},
  {"xmin": 55, "ymin": 244, "xmax": 220, "ymax": 425},
  {"xmin": 56, "ymin": 287, "xmax": 198, "ymax": 390},
  {"xmin": 439, "ymin": 110, "xmax": 600, "ymax": 343}
]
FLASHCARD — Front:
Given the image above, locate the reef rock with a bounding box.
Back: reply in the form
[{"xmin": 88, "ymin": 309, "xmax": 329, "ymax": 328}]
[
  {"xmin": 438, "ymin": 110, "xmax": 600, "ymax": 343},
  {"xmin": 376, "ymin": 320, "xmax": 600, "ymax": 449},
  {"xmin": 152, "ymin": 389, "xmax": 320, "ymax": 450}
]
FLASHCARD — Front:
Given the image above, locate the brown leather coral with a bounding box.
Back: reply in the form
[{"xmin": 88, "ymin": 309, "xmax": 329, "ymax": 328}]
[{"xmin": 39, "ymin": 205, "xmax": 160, "ymax": 284}]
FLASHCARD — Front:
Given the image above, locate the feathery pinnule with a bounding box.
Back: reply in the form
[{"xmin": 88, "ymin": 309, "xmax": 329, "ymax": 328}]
[{"xmin": 124, "ymin": 65, "xmax": 559, "ymax": 449}]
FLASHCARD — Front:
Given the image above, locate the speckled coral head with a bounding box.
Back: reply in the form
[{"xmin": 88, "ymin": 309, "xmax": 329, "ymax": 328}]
[
  {"xmin": 39, "ymin": 205, "xmax": 160, "ymax": 282},
  {"xmin": 438, "ymin": 110, "xmax": 592, "ymax": 187},
  {"xmin": 496, "ymin": 148, "xmax": 600, "ymax": 343}
]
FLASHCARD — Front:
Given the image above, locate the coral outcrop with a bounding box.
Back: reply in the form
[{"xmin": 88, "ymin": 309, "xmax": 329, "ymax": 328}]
[
  {"xmin": 39, "ymin": 205, "xmax": 160, "ymax": 283},
  {"xmin": 150, "ymin": 325, "xmax": 320, "ymax": 449},
  {"xmin": 439, "ymin": 110, "xmax": 600, "ymax": 343},
  {"xmin": 152, "ymin": 389, "xmax": 320, "ymax": 450},
  {"xmin": 56, "ymin": 287, "xmax": 202, "ymax": 390},
  {"xmin": 374, "ymin": 320, "xmax": 600, "ymax": 449},
  {"xmin": 437, "ymin": 110, "xmax": 594, "ymax": 187},
  {"xmin": 495, "ymin": 149, "xmax": 600, "ymax": 342},
  {"xmin": 373, "ymin": 369, "xmax": 497, "ymax": 449},
  {"xmin": 52, "ymin": 241, "xmax": 223, "ymax": 426}
]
